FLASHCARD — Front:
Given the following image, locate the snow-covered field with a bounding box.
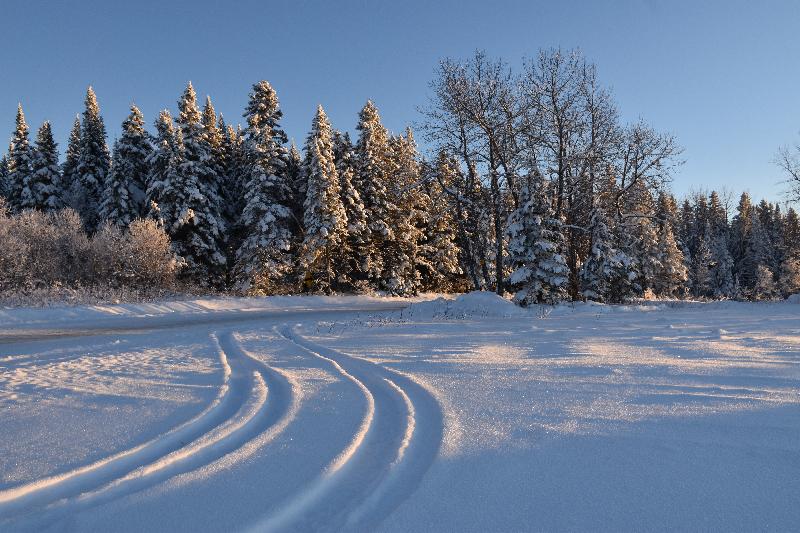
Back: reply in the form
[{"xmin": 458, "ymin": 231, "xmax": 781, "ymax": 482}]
[{"xmin": 1, "ymin": 293, "xmax": 799, "ymax": 531}]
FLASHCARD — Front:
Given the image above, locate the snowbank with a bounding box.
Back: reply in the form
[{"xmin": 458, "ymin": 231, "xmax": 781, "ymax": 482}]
[
  {"xmin": 394, "ymin": 291, "xmax": 530, "ymax": 320},
  {"xmin": 0, "ymin": 294, "xmax": 413, "ymax": 329}
]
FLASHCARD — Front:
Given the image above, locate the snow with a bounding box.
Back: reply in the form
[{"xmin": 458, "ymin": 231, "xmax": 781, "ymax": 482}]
[
  {"xmin": 393, "ymin": 291, "xmax": 529, "ymax": 320},
  {"xmin": 1, "ymin": 294, "xmax": 799, "ymax": 531}
]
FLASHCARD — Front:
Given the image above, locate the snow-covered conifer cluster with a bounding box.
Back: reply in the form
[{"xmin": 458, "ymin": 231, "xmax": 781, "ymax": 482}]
[{"xmin": 2, "ymin": 54, "xmax": 799, "ymax": 302}]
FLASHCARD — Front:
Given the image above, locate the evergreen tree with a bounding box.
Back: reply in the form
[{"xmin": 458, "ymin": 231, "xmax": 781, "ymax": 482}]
[
  {"xmin": 21, "ymin": 121, "xmax": 61, "ymax": 212},
  {"xmin": 219, "ymin": 119, "xmax": 248, "ymax": 281},
  {"xmin": 333, "ymin": 130, "xmax": 369, "ymax": 289},
  {"xmin": 624, "ymin": 217, "xmax": 659, "ymax": 295},
  {"xmin": 61, "ymin": 115, "xmax": 82, "ymax": 210},
  {"xmin": 652, "ymin": 221, "xmax": 687, "ymax": 297},
  {"xmin": 299, "ymin": 105, "xmax": 348, "ymax": 293},
  {"xmin": 689, "ymin": 226, "xmax": 713, "ymax": 298},
  {"xmin": 172, "ymin": 83, "xmax": 227, "ymax": 283},
  {"xmin": 145, "ymin": 110, "xmax": 182, "ymax": 223},
  {"xmin": 730, "ymin": 192, "xmax": 753, "ymax": 289},
  {"xmin": 784, "ymin": 207, "xmax": 800, "ymax": 259},
  {"xmin": 234, "ymin": 81, "xmax": 293, "ymax": 294},
  {"xmin": 76, "ymin": 87, "xmax": 111, "ymax": 231},
  {"xmin": 384, "ymin": 128, "xmax": 424, "ymax": 294},
  {"xmin": 100, "ymin": 105, "xmax": 152, "ymax": 226},
  {"xmin": 580, "ymin": 207, "xmax": 637, "ymax": 303},
  {"xmin": 416, "ymin": 151, "xmax": 462, "ymax": 291},
  {"xmin": 6, "ymin": 104, "xmax": 32, "ymax": 212},
  {"xmin": 201, "ymin": 96, "xmax": 226, "ymax": 217},
  {"xmin": 506, "ymin": 175, "xmax": 569, "ymax": 305},
  {"xmin": 286, "ymin": 141, "xmax": 306, "ymax": 233},
  {"xmin": 354, "ymin": 100, "xmax": 393, "ymax": 288}
]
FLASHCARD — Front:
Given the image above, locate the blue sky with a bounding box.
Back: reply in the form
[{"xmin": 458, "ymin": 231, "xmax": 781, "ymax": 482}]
[{"xmin": 1, "ymin": 0, "xmax": 798, "ymax": 202}]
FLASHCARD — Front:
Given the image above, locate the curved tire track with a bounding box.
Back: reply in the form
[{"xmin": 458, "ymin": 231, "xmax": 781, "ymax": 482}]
[
  {"xmin": 0, "ymin": 331, "xmax": 295, "ymax": 527},
  {"xmin": 255, "ymin": 325, "xmax": 443, "ymax": 532}
]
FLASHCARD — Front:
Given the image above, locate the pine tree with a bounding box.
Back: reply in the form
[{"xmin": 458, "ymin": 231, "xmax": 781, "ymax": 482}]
[
  {"xmin": 783, "ymin": 207, "xmax": 800, "ymax": 260},
  {"xmin": 201, "ymin": 96, "xmax": 226, "ymax": 218},
  {"xmin": 171, "ymin": 83, "xmax": 227, "ymax": 283},
  {"xmin": 690, "ymin": 226, "xmax": 713, "ymax": 298},
  {"xmin": 234, "ymin": 81, "xmax": 293, "ymax": 294},
  {"xmin": 76, "ymin": 87, "xmax": 111, "ymax": 231},
  {"xmin": 100, "ymin": 105, "xmax": 152, "ymax": 226},
  {"xmin": 624, "ymin": 217, "xmax": 660, "ymax": 295},
  {"xmin": 580, "ymin": 207, "xmax": 637, "ymax": 303},
  {"xmin": 416, "ymin": 151, "xmax": 462, "ymax": 291},
  {"xmin": 333, "ymin": 130, "xmax": 369, "ymax": 289},
  {"xmin": 384, "ymin": 129, "xmax": 424, "ymax": 294},
  {"xmin": 730, "ymin": 192, "xmax": 753, "ymax": 289},
  {"xmin": 506, "ymin": 175, "xmax": 569, "ymax": 305},
  {"xmin": 354, "ymin": 100, "xmax": 393, "ymax": 288},
  {"xmin": 286, "ymin": 141, "xmax": 306, "ymax": 233},
  {"xmin": 61, "ymin": 115, "xmax": 82, "ymax": 210},
  {"xmin": 145, "ymin": 110, "xmax": 182, "ymax": 224},
  {"xmin": 652, "ymin": 221, "xmax": 687, "ymax": 297},
  {"xmin": 299, "ymin": 105, "xmax": 348, "ymax": 293},
  {"xmin": 6, "ymin": 104, "xmax": 32, "ymax": 212},
  {"xmin": 21, "ymin": 121, "xmax": 61, "ymax": 212}
]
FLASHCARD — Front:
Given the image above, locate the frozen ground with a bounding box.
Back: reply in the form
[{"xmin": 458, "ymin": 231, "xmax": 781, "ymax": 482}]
[{"xmin": 0, "ymin": 293, "xmax": 798, "ymax": 531}]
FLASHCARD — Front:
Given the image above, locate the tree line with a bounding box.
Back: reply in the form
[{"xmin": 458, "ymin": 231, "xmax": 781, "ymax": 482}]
[{"xmin": 1, "ymin": 48, "xmax": 798, "ymax": 303}]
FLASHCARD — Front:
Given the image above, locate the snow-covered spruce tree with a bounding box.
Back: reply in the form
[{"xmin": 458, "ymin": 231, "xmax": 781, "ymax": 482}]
[
  {"xmin": 506, "ymin": 174, "xmax": 569, "ymax": 306},
  {"xmin": 708, "ymin": 235, "xmax": 734, "ymax": 299},
  {"xmin": 354, "ymin": 100, "xmax": 392, "ymax": 289},
  {"xmin": 783, "ymin": 207, "xmax": 800, "ymax": 260},
  {"xmin": 729, "ymin": 192, "xmax": 753, "ymax": 290},
  {"xmin": 201, "ymin": 97, "xmax": 226, "ymax": 218},
  {"xmin": 6, "ymin": 104, "xmax": 32, "ymax": 212},
  {"xmin": 21, "ymin": 121, "xmax": 61, "ymax": 212},
  {"xmin": 60, "ymin": 115, "xmax": 82, "ymax": 211},
  {"xmin": 169, "ymin": 83, "xmax": 227, "ymax": 285},
  {"xmin": 298, "ymin": 105, "xmax": 348, "ymax": 293},
  {"xmin": 145, "ymin": 110, "xmax": 181, "ymax": 222},
  {"xmin": 689, "ymin": 226, "xmax": 713, "ymax": 298},
  {"xmin": 219, "ymin": 118, "xmax": 247, "ymax": 222},
  {"xmin": 100, "ymin": 105, "xmax": 152, "ymax": 226},
  {"xmin": 580, "ymin": 206, "xmax": 638, "ymax": 303},
  {"xmin": 218, "ymin": 119, "xmax": 249, "ymax": 282},
  {"xmin": 234, "ymin": 81, "xmax": 294, "ymax": 295},
  {"xmin": 416, "ymin": 151, "xmax": 462, "ymax": 292},
  {"xmin": 383, "ymin": 128, "xmax": 424, "ymax": 294},
  {"xmin": 286, "ymin": 141, "xmax": 306, "ymax": 234},
  {"xmin": 75, "ymin": 87, "xmax": 111, "ymax": 232},
  {"xmin": 624, "ymin": 216, "xmax": 660, "ymax": 296},
  {"xmin": 652, "ymin": 220, "xmax": 687, "ymax": 297},
  {"xmin": 333, "ymin": 130, "xmax": 369, "ymax": 290}
]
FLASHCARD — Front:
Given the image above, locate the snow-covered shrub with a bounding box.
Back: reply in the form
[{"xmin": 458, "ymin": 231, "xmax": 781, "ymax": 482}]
[
  {"xmin": 778, "ymin": 257, "xmax": 800, "ymax": 298},
  {"xmin": 124, "ymin": 218, "xmax": 179, "ymax": 289},
  {"xmin": 90, "ymin": 219, "xmax": 178, "ymax": 292}
]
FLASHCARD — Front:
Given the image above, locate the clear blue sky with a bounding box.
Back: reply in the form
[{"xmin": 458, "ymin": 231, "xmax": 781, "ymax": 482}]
[{"xmin": 1, "ymin": 0, "xmax": 799, "ymax": 203}]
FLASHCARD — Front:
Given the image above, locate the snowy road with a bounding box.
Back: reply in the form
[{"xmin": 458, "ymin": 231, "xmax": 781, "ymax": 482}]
[{"xmin": 1, "ymin": 294, "xmax": 799, "ymax": 531}]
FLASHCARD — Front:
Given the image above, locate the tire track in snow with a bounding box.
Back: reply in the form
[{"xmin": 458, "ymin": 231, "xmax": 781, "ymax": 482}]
[
  {"xmin": 254, "ymin": 325, "xmax": 443, "ymax": 532},
  {"xmin": 0, "ymin": 331, "xmax": 296, "ymax": 527}
]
